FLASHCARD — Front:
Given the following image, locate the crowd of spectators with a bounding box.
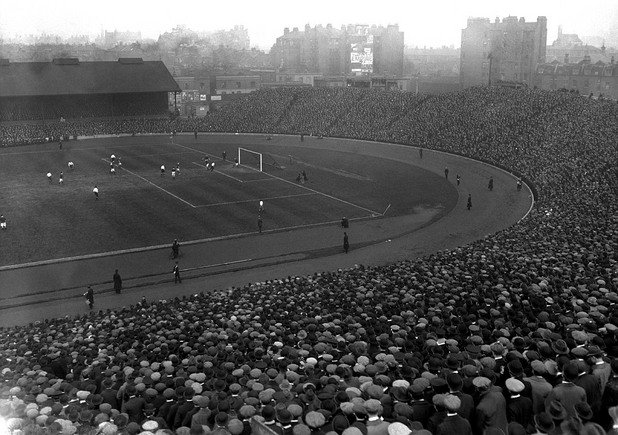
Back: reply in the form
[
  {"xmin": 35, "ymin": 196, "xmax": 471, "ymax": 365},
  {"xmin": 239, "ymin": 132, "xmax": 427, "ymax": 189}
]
[{"xmin": 0, "ymin": 87, "xmax": 617, "ymax": 435}]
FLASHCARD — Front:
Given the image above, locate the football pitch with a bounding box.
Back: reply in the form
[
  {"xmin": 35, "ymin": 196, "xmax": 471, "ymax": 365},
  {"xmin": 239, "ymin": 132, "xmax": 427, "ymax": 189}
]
[{"xmin": 0, "ymin": 134, "xmax": 457, "ymax": 267}]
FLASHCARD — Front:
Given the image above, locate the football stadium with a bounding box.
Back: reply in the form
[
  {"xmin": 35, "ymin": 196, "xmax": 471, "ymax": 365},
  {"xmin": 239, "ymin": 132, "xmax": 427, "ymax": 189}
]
[{"xmin": 0, "ymin": 60, "xmax": 617, "ymax": 435}]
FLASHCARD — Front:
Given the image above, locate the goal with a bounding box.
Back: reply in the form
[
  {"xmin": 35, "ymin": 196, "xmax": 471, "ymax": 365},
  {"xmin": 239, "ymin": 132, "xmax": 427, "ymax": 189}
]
[{"xmin": 238, "ymin": 148, "xmax": 263, "ymax": 172}]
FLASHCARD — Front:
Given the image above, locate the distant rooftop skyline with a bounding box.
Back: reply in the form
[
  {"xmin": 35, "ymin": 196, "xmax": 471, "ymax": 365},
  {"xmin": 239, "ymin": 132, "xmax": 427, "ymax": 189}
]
[{"xmin": 0, "ymin": 0, "xmax": 617, "ymax": 49}]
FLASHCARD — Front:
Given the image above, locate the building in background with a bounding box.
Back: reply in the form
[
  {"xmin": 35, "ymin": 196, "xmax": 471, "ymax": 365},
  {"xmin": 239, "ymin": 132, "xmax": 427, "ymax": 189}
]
[
  {"xmin": 270, "ymin": 24, "xmax": 404, "ymax": 77},
  {"xmin": 536, "ymin": 56, "xmax": 618, "ymax": 99},
  {"xmin": 460, "ymin": 16, "xmax": 547, "ymax": 88}
]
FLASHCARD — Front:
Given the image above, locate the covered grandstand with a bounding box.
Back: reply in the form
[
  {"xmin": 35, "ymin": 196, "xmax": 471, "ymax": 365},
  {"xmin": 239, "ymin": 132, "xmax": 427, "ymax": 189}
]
[{"xmin": 0, "ymin": 58, "xmax": 181, "ymax": 121}]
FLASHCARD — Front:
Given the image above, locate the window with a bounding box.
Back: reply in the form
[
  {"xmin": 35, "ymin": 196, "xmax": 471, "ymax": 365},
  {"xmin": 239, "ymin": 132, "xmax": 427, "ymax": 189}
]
[{"xmin": 237, "ymin": 82, "xmax": 242, "ymax": 88}]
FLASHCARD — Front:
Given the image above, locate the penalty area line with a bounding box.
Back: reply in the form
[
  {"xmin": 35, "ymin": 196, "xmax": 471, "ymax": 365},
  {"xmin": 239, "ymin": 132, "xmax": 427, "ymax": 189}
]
[
  {"xmin": 101, "ymin": 158, "xmax": 196, "ymax": 208},
  {"xmin": 194, "ymin": 192, "xmax": 317, "ymax": 208}
]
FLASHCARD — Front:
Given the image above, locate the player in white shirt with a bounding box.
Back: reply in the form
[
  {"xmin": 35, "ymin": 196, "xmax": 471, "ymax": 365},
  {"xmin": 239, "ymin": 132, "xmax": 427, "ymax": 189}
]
[
  {"xmin": 160, "ymin": 164, "xmax": 165, "ymax": 176},
  {"xmin": 68, "ymin": 161, "xmax": 74, "ymax": 170},
  {"xmin": 172, "ymin": 169, "xmax": 176, "ymax": 179},
  {"xmin": 110, "ymin": 166, "xmax": 116, "ymax": 175},
  {"xmin": 209, "ymin": 162, "xmax": 215, "ymax": 172},
  {"xmin": 59, "ymin": 172, "xmax": 64, "ymax": 184},
  {"xmin": 110, "ymin": 154, "xmax": 116, "ymax": 163},
  {"xmin": 93, "ymin": 185, "xmax": 99, "ymax": 199},
  {"xmin": 0, "ymin": 215, "xmax": 6, "ymax": 230}
]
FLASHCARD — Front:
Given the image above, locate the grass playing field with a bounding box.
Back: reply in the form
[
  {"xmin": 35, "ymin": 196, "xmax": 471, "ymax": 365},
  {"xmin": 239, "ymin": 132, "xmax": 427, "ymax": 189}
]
[{"xmin": 0, "ymin": 134, "xmax": 457, "ymax": 267}]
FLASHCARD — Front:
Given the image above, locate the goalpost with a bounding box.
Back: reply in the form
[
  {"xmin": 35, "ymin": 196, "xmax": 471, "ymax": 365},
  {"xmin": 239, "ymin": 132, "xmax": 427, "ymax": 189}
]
[{"xmin": 238, "ymin": 147, "xmax": 263, "ymax": 172}]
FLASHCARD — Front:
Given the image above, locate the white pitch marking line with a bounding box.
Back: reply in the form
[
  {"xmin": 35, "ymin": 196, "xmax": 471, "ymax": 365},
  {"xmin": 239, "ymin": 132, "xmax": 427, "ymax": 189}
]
[
  {"xmin": 101, "ymin": 158, "xmax": 196, "ymax": 208},
  {"xmin": 239, "ymin": 163, "xmax": 382, "ymax": 216},
  {"xmin": 191, "ymin": 161, "xmax": 245, "ymax": 183},
  {"xmin": 194, "ymin": 192, "xmax": 318, "ymax": 208},
  {"xmin": 176, "ymin": 142, "xmax": 381, "ymax": 216}
]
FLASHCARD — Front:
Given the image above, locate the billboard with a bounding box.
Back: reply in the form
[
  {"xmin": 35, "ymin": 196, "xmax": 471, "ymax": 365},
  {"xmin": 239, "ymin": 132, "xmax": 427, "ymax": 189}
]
[{"xmin": 350, "ymin": 34, "xmax": 373, "ymax": 74}]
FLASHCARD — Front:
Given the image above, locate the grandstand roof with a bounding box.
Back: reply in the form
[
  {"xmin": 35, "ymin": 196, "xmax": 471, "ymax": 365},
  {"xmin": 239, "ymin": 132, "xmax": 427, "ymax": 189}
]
[{"xmin": 0, "ymin": 59, "xmax": 181, "ymax": 98}]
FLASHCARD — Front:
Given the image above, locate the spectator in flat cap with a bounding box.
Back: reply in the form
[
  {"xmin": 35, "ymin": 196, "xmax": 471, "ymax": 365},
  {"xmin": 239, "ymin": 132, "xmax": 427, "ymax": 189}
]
[
  {"xmin": 544, "ymin": 362, "xmax": 587, "ymax": 418},
  {"xmin": 524, "ymin": 361, "xmax": 553, "ymax": 415},
  {"xmin": 190, "ymin": 396, "xmax": 210, "ymax": 429},
  {"xmin": 101, "ymin": 378, "xmax": 120, "ymax": 410},
  {"xmin": 436, "ymin": 395, "xmax": 471, "ymax": 435},
  {"xmin": 473, "ymin": 377, "xmax": 507, "ymax": 435},
  {"xmin": 573, "ymin": 361, "xmax": 603, "ymax": 420},
  {"xmin": 363, "ymin": 399, "xmax": 388, "ymax": 435},
  {"xmin": 446, "ymin": 373, "xmax": 474, "ymax": 421},
  {"xmin": 409, "ymin": 384, "xmax": 432, "ymax": 430},
  {"xmin": 122, "ymin": 385, "xmax": 146, "ymax": 424},
  {"xmin": 261, "ymin": 405, "xmax": 278, "ymax": 431},
  {"xmin": 386, "ymin": 422, "xmax": 410, "ymax": 435},
  {"xmin": 505, "ymin": 378, "xmax": 532, "ymax": 429},
  {"xmin": 601, "ymin": 362, "xmax": 618, "ymax": 429}
]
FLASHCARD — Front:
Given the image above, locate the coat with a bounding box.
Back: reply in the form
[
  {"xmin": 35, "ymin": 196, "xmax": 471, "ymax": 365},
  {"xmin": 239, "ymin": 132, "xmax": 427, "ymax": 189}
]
[
  {"xmin": 436, "ymin": 414, "xmax": 473, "ymax": 435},
  {"xmin": 475, "ymin": 386, "xmax": 508, "ymax": 435}
]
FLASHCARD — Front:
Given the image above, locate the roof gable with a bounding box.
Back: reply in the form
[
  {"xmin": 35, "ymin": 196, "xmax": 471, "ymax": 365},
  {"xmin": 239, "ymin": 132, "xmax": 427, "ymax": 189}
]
[{"xmin": 0, "ymin": 59, "xmax": 181, "ymax": 97}]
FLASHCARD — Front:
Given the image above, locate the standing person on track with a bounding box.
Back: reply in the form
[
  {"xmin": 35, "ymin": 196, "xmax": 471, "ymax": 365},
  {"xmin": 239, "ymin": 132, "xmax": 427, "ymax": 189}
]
[
  {"xmin": 93, "ymin": 185, "xmax": 99, "ymax": 200},
  {"xmin": 172, "ymin": 239, "xmax": 180, "ymax": 259},
  {"xmin": 444, "ymin": 167, "xmax": 449, "ymax": 179},
  {"xmin": 419, "ymin": 147, "xmax": 423, "ymax": 159},
  {"xmin": 343, "ymin": 232, "xmax": 349, "ymax": 253},
  {"xmin": 258, "ymin": 215, "xmax": 263, "ymax": 234},
  {"xmin": 456, "ymin": 174, "xmax": 461, "ymax": 186},
  {"xmin": 173, "ymin": 262, "xmax": 182, "ymax": 284},
  {"xmin": 84, "ymin": 286, "xmax": 94, "ymax": 310},
  {"xmin": 488, "ymin": 177, "xmax": 494, "ymax": 191},
  {"xmin": 467, "ymin": 194, "xmax": 472, "ymax": 211},
  {"xmin": 113, "ymin": 269, "xmax": 122, "ymax": 294},
  {"xmin": 517, "ymin": 179, "xmax": 522, "ymax": 191}
]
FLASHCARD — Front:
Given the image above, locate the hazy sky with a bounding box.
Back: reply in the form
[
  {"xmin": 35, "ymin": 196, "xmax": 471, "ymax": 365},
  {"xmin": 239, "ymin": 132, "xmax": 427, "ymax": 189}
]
[{"xmin": 1, "ymin": 0, "xmax": 616, "ymax": 49}]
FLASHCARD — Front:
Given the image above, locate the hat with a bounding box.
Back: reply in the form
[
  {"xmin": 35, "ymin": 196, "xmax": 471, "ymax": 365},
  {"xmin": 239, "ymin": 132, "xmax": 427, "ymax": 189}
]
[
  {"xmin": 575, "ymin": 402, "xmax": 593, "ymax": 420},
  {"xmin": 505, "ymin": 378, "xmax": 524, "ymax": 393},
  {"xmin": 305, "ymin": 411, "xmax": 325, "ymax": 428},
  {"xmin": 530, "ymin": 360, "xmax": 547, "ymax": 375},
  {"xmin": 551, "ymin": 340, "xmax": 569, "ymax": 355},
  {"xmin": 443, "ymin": 395, "xmax": 461, "ymax": 412},
  {"xmin": 239, "ymin": 405, "xmax": 256, "ymax": 419},
  {"xmin": 534, "ymin": 412, "xmax": 555, "ymax": 432},
  {"xmin": 364, "ymin": 399, "xmax": 382, "ymax": 414},
  {"xmin": 472, "ymin": 377, "xmax": 491, "ymax": 389},
  {"xmin": 387, "ymin": 422, "xmax": 411, "ymax": 435},
  {"xmin": 548, "ymin": 400, "xmax": 567, "ymax": 421}
]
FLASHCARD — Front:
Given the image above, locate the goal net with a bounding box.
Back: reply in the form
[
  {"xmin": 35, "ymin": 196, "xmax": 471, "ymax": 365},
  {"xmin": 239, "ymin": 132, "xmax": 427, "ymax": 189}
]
[{"xmin": 238, "ymin": 148, "xmax": 263, "ymax": 172}]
